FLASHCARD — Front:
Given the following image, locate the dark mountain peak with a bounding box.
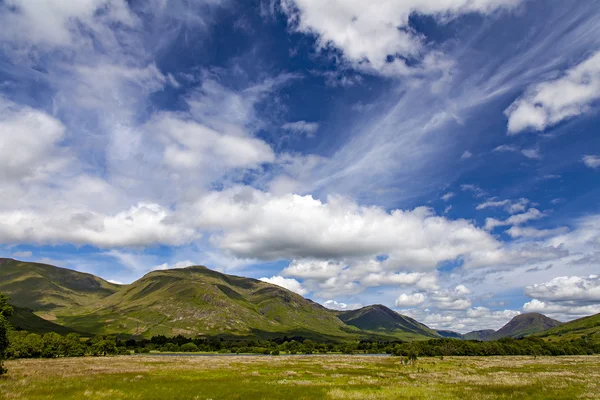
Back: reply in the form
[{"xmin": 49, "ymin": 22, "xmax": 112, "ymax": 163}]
[
  {"xmin": 338, "ymin": 304, "xmax": 438, "ymax": 338},
  {"xmin": 492, "ymin": 312, "xmax": 562, "ymax": 339}
]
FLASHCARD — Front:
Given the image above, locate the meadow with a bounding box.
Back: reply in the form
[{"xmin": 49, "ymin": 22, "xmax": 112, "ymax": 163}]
[{"xmin": 1, "ymin": 355, "xmax": 599, "ymax": 399}]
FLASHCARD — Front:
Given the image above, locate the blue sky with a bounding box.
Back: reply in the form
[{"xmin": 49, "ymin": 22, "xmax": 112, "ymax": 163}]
[{"xmin": 1, "ymin": 0, "xmax": 600, "ymax": 332}]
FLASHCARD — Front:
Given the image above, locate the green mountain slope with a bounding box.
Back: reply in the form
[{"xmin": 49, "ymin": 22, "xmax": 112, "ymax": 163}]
[
  {"xmin": 491, "ymin": 313, "xmax": 562, "ymax": 340},
  {"xmin": 436, "ymin": 330, "xmax": 464, "ymax": 339},
  {"xmin": 8, "ymin": 306, "xmax": 77, "ymax": 335},
  {"xmin": 56, "ymin": 266, "xmax": 359, "ymax": 340},
  {"xmin": 536, "ymin": 313, "xmax": 600, "ymax": 344},
  {"xmin": 463, "ymin": 329, "xmax": 496, "ymax": 341},
  {"xmin": 337, "ymin": 305, "xmax": 439, "ymax": 340},
  {"xmin": 0, "ymin": 258, "xmax": 121, "ymax": 319}
]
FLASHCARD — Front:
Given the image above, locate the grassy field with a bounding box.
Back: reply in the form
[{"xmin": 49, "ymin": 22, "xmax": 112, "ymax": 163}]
[{"xmin": 1, "ymin": 355, "xmax": 599, "ymax": 399}]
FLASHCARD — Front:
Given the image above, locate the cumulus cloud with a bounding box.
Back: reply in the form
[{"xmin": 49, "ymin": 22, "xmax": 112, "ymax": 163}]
[
  {"xmin": 395, "ymin": 293, "xmax": 426, "ymax": 307},
  {"xmin": 322, "ymin": 300, "xmax": 362, "ymax": 311},
  {"xmin": 281, "ymin": 0, "xmax": 522, "ymax": 76},
  {"xmin": 0, "ymin": 203, "xmax": 198, "ymax": 248},
  {"xmin": 526, "ymin": 275, "xmax": 600, "ymax": 302},
  {"xmin": 190, "ymin": 186, "xmax": 503, "ymax": 268},
  {"xmin": 460, "ymin": 150, "xmax": 473, "ymax": 160},
  {"xmin": 506, "ymin": 51, "xmax": 600, "ymax": 134},
  {"xmin": 259, "ymin": 275, "xmax": 308, "ymax": 295},
  {"xmin": 402, "ymin": 306, "xmax": 521, "ymax": 332},
  {"xmin": 430, "ymin": 285, "xmax": 472, "ymax": 310},
  {"xmin": 582, "ymin": 155, "xmax": 600, "ymax": 169},
  {"xmin": 523, "ymin": 299, "xmax": 600, "ymax": 319}
]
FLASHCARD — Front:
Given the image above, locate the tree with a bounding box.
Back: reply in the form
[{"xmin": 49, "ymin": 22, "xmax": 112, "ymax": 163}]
[{"xmin": 0, "ymin": 293, "xmax": 13, "ymax": 375}]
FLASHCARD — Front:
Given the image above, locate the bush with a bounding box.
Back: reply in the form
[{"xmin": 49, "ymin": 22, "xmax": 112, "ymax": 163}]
[
  {"xmin": 180, "ymin": 342, "xmax": 199, "ymax": 352},
  {"xmin": 271, "ymin": 349, "xmax": 280, "ymax": 355}
]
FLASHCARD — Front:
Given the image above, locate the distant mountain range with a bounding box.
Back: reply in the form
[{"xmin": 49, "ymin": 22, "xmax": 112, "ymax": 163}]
[{"xmin": 1, "ymin": 258, "xmax": 597, "ymax": 343}]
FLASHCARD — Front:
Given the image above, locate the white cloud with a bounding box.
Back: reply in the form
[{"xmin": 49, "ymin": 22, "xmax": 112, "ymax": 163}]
[
  {"xmin": 506, "ymin": 51, "xmax": 600, "ymax": 134},
  {"xmin": 281, "ymin": 0, "xmax": 522, "ymax": 77},
  {"xmin": 0, "ymin": 100, "xmax": 67, "ymax": 182},
  {"xmin": 11, "ymin": 251, "xmax": 32, "ymax": 259},
  {"xmin": 523, "ymin": 299, "xmax": 600, "ymax": 319},
  {"xmin": 0, "ymin": 203, "xmax": 198, "ymax": 248},
  {"xmin": 259, "ymin": 275, "xmax": 308, "ymax": 295},
  {"xmin": 282, "ymin": 259, "xmax": 345, "ymax": 279},
  {"xmin": 493, "ymin": 144, "xmax": 541, "ymax": 160},
  {"xmin": 506, "ymin": 226, "xmax": 569, "ymax": 239},
  {"xmin": 395, "ymin": 293, "xmax": 426, "ymax": 307},
  {"xmin": 430, "ymin": 285, "xmax": 472, "ymax": 310},
  {"xmin": 582, "ymin": 155, "xmax": 600, "ymax": 169},
  {"xmin": 152, "ymin": 260, "xmax": 196, "ymax": 271},
  {"xmin": 526, "ymin": 275, "xmax": 600, "ymax": 302},
  {"xmin": 0, "ymin": 0, "xmax": 136, "ymax": 46},
  {"xmin": 441, "ymin": 192, "xmax": 455, "ymax": 202},
  {"xmin": 461, "ymin": 150, "xmax": 473, "ymax": 160},
  {"xmin": 152, "ymin": 113, "xmax": 275, "ymax": 171},
  {"xmin": 401, "ymin": 306, "xmax": 521, "ymax": 332},
  {"xmin": 493, "ymin": 144, "xmax": 519, "ymax": 152},
  {"xmin": 190, "ymin": 186, "xmax": 503, "ymax": 269},
  {"xmin": 460, "ymin": 184, "xmax": 486, "ymax": 198},
  {"xmin": 484, "ymin": 208, "xmax": 545, "ymax": 231},
  {"xmin": 107, "ymin": 279, "xmax": 124, "ymax": 285},
  {"xmin": 322, "ymin": 300, "xmax": 362, "ymax": 311},
  {"xmin": 477, "ymin": 198, "xmax": 529, "ymax": 214},
  {"xmin": 521, "ymin": 148, "xmax": 541, "ymax": 160},
  {"xmin": 282, "ymin": 121, "xmax": 319, "ymax": 137}
]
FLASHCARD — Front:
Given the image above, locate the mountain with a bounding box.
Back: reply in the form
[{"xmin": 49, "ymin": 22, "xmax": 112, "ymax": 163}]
[
  {"xmin": 536, "ymin": 313, "xmax": 600, "ymax": 344},
  {"xmin": 436, "ymin": 330, "xmax": 464, "ymax": 339},
  {"xmin": 463, "ymin": 330, "xmax": 496, "ymax": 341},
  {"xmin": 490, "ymin": 313, "xmax": 562, "ymax": 340},
  {"xmin": 337, "ymin": 304, "xmax": 439, "ymax": 340},
  {"xmin": 0, "ymin": 258, "xmax": 121, "ymax": 320},
  {"xmin": 46, "ymin": 266, "xmax": 361, "ymax": 340}
]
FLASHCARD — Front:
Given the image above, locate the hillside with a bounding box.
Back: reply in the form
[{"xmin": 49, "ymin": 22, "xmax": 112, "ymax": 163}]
[
  {"xmin": 8, "ymin": 306, "xmax": 77, "ymax": 335},
  {"xmin": 436, "ymin": 330, "xmax": 464, "ymax": 339},
  {"xmin": 55, "ymin": 266, "xmax": 359, "ymax": 340},
  {"xmin": 337, "ymin": 305, "xmax": 439, "ymax": 340},
  {"xmin": 0, "ymin": 258, "xmax": 121, "ymax": 319},
  {"xmin": 536, "ymin": 313, "xmax": 600, "ymax": 344},
  {"xmin": 464, "ymin": 330, "xmax": 496, "ymax": 341},
  {"xmin": 490, "ymin": 313, "xmax": 562, "ymax": 340}
]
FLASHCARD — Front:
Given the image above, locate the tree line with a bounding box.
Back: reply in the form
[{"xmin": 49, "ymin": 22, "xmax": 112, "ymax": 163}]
[{"xmin": 1, "ymin": 293, "xmax": 598, "ymax": 372}]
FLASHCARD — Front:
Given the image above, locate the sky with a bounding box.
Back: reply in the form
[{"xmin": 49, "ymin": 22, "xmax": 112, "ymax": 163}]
[{"xmin": 1, "ymin": 0, "xmax": 600, "ymax": 333}]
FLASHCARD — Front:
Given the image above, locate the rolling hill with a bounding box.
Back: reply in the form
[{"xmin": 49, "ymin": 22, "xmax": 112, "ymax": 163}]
[
  {"xmin": 337, "ymin": 304, "xmax": 439, "ymax": 340},
  {"xmin": 536, "ymin": 313, "xmax": 600, "ymax": 344},
  {"xmin": 463, "ymin": 329, "xmax": 496, "ymax": 341},
  {"xmin": 0, "ymin": 258, "xmax": 121, "ymax": 319},
  {"xmin": 490, "ymin": 313, "xmax": 562, "ymax": 340},
  {"xmin": 55, "ymin": 266, "xmax": 360, "ymax": 340},
  {"xmin": 436, "ymin": 330, "xmax": 464, "ymax": 339}
]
